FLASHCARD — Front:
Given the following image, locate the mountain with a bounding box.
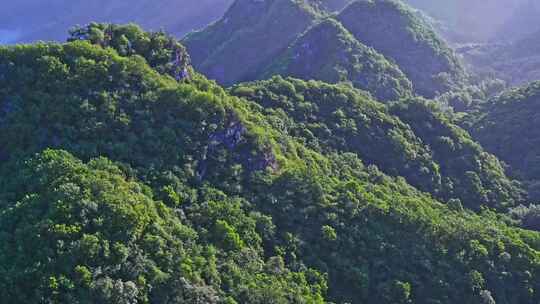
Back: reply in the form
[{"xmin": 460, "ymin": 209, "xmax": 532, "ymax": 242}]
[
  {"xmin": 183, "ymin": 0, "xmax": 321, "ymax": 86},
  {"xmin": 260, "ymin": 18, "xmax": 413, "ymax": 101},
  {"xmin": 337, "ymin": 0, "xmax": 467, "ymax": 98},
  {"xmin": 1, "ymin": 0, "xmax": 536, "ymax": 47},
  {"xmin": 401, "ymin": 0, "xmax": 540, "ymax": 87},
  {"xmin": 185, "ymin": 0, "xmax": 467, "ymax": 99},
  {"xmin": 1, "ymin": 26, "xmax": 539, "ymax": 303},
  {"xmin": 0, "ymin": 0, "xmax": 233, "ymax": 43},
  {"xmin": 231, "ymin": 76, "xmax": 522, "ymax": 210},
  {"xmin": 466, "ymin": 81, "xmax": 540, "ymax": 201}
]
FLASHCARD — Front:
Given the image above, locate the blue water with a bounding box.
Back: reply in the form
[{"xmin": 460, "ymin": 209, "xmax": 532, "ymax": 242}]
[{"xmin": 0, "ymin": 29, "xmax": 21, "ymax": 44}]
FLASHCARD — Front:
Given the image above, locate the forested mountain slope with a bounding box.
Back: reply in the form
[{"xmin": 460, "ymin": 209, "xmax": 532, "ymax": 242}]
[
  {"xmin": 183, "ymin": 0, "xmax": 321, "ymax": 86},
  {"xmin": 185, "ymin": 0, "xmax": 467, "ymax": 100},
  {"xmin": 460, "ymin": 30, "xmax": 540, "ymax": 87},
  {"xmin": 466, "ymin": 82, "xmax": 540, "ymax": 202},
  {"xmin": 260, "ymin": 19, "xmax": 413, "ymax": 101},
  {"xmin": 231, "ymin": 76, "xmax": 522, "ymax": 210},
  {"xmin": 337, "ymin": 0, "xmax": 467, "ymax": 98},
  {"xmin": 1, "ymin": 26, "xmax": 540, "ymax": 304}
]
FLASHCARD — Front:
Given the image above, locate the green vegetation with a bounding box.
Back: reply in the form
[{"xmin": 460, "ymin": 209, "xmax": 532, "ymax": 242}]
[
  {"xmin": 0, "ymin": 40, "xmax": 328, "ymax": 303},
  {"xmin": 68, "ymin": 23, "xmax": 192, "ymax": 81},
  {"xmin": 466, "ymin": 81, "xmax": 540, "ymax": 202},
  {"xmin": 1, "ymin": 20, "xmax": 540, "ymax": 304},
  {"xmin": 184, "ymin": 0, "xmax": 467, "ymax": 101},
  {"xmin": 183, "ymin": 0, "xmax": 320, "ymax": 85},
  {"xmin": 0, "ymin": 150, "xmax": 326, "ymax": 303},
  {"xmin": 261, "ymin": 19, "xmax": 413, "ymax": 101},
  {"xmin": 460, "ymin": 31, "xmax": 540, "ymax": 87},
  {"xmin": 231, "ymin": 76, "xmax": 523, "ymax": 210},
  {"xmin": 338, "ymin": 0, "xmax": 467, "ymax": 98}
]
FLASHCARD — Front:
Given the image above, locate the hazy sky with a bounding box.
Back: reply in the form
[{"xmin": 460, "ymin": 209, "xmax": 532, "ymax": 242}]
[
  {"xmin": 405, "ymin": 0, "xmax": 531, "ymax": 42},
  {"xmin": 1, "ymin": 0, "xmax": 537, "ymax": 44},
  {"xmin": 0, "ymin": 0, "xmax": 233, "ymax": 43}
]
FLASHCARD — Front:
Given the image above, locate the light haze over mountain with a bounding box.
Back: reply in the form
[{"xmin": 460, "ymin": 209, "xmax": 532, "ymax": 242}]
[
  {"xmin": 0, "ymin": 0, "xmax": 233, "ymax": 43},
  {"xmin": 2, "ymin": 0, "xmax": 538, "ymax": 44}
]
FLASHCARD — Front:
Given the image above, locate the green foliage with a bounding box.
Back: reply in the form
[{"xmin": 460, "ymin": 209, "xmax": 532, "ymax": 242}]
[
  {"xmin": 69, "ymin": 23, "xmax": 192, "ymax": 81},
  {"xmin": 466, "ymin": 81, "xmax": 540, "ymax": 202},
  {"xmin": 338, "ymin": 0, "xmax": 467, "ymax": 98},
  {"xmin": 0, "ymin": 149, "xmax": 201, "ymax": 302},
  {"xmin": 0, "ymin": 41, "xmax": 279, "ymax": 191},
  {"xmin": 389, "ymin": 98, "xmax": 523, "ymax": 210},
  {"xmin": 0, "ymin": 32, "xmax": 539, "ymax": 304},
  {"xmin": 184, "ymin": 0, "xmax": 465, "ymax": 101},
  {"xmin": 0, "ymin": 150, "xmax": 327, "ymax": 303},
  {"xmin": 246, "ymin": 152, "xmax": 540, "ymax": 304},
  {"xmin": 183, "ymin": 0, "xmax": 321, "ymax": 85},
  {"xmin": 262, "ymin": 18, "xmax": 413, "ymax": 101},
  {"xmin": 230, "ymin": 76, "xmax": 522, "ymax": 210},
  {"xmin": 321, "ymin": 225, "xmax": 337, "ymax": 241},
  {"xmin": 510, "ymin": 204, "xmax": 540, "ymax": 231}
]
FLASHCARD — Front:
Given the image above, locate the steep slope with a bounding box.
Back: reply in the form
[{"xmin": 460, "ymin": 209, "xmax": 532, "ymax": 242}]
[
  {"xmin": 183, "ymin": 0, "xmax": 320, "ymax": 86},
  {"xmin": 0, "ymin": 40, "xmax": 328, "ymax": 304},
  {"xmin": 0, "ymin": 149, "xmax": 326, "ymax": 303},
  {"xmin": 261, "ymin": 19, "xmax": 413, "ymax": 101},
  {"xmin": 338, "ymin": 0, "xmax": 467, "ymax": 98},
  {"xmin": 466, "ymin": 82, "xmax": 540, "ymax": 201},
  {"xmin": 388, "ymin": 99, "xmax": 524, "ymax": 209},
  {"xmin": 1, "ymin": 32, "xmax": 540, "ymax": 304},
  {"xmin": 0, "ymin": 0, "xmax": 234, "ymax": 43},
  {"xmin": 231, "ymin": 76, "xmax": 523, "ymax": 210}
]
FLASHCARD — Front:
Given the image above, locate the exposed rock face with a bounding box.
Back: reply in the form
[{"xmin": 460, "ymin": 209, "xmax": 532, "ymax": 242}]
[
  {"xmin": 209, "ymin": 121, "xmax": 247, "ymax": 151},
  {"xmin": 198, "ymin": 117, "xmax": 277, "ymax": 179}
]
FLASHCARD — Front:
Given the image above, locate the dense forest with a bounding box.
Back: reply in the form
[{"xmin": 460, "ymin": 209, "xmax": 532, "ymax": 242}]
[
  {"xmin": 2, "ymin": 1, "xmax": 540, "ymax": 303},
  {"xmin": 184, "ymin": 0, "xmax": 467, "ymax": 99},
  {"xmin": 465, "ymin": 82, "xmax": 540, "ymax": 201}
]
